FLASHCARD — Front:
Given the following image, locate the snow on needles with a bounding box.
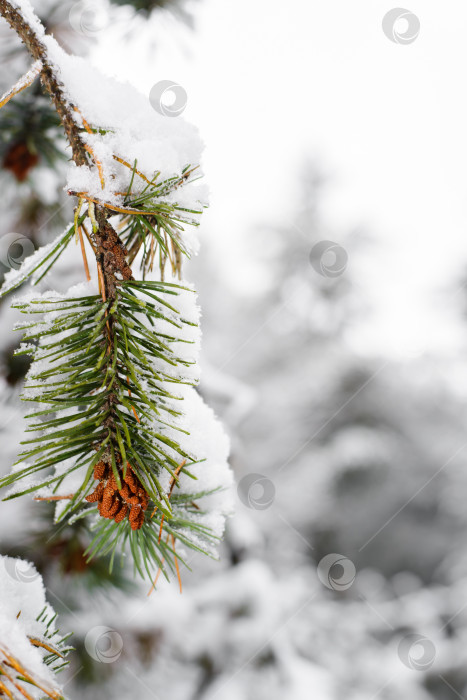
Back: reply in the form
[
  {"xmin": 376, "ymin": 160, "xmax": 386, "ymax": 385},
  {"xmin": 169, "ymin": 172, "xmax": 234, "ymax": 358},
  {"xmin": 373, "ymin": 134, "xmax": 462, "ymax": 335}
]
[
  {"xmin": 0, "ymin": 555, "xmax": 62, "ymax": 695},
  {"xmin": 5, "ymin": 0, "xmax": 232, "ymax": 565},
  {"xmin": 41, "ymin": 35, "xmax": 208, "ymax": 215},
  {"xmin": 22, "ymin": 278, "xmax": 234, "ymax": 540}
]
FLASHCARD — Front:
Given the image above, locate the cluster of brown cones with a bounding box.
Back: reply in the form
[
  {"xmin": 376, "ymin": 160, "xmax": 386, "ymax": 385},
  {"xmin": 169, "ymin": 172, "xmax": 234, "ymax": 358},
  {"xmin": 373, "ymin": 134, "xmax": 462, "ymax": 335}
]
[{"xmin": 85, "ymin": 461, "xmax": 149, "ymax": 530}]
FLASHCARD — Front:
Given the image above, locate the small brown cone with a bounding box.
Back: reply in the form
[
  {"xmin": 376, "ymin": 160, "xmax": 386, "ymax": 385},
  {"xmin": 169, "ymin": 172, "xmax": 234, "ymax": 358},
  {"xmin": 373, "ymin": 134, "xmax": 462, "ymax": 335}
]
[
  {"xmin": 114, "ymin": 504, "xmax": 129, "ymax": 524},
  {"xmin": 3, "ymin": 141, "xmax": 39, "ymax": 181}
]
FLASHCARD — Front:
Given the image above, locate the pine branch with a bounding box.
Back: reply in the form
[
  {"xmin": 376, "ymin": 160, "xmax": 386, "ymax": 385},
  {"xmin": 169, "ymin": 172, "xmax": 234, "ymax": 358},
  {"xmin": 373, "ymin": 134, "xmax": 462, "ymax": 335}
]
[
  {"xmin": 9, "ymin": 283, "xmax": 196, "ymax": 508},
  {"xmin": 0, "ymin": 1, "xmax": 230, "ymax": 585},
  {"xmin": 1, "ymin": 280, "xmax": 216, "ymax": 577},
  {"xmin": 33, "ymin": 606, "xmax": 73, "ymax": 675},
  {"xmin": 0, "ymin": 595, "xmax": 72, "ymax": 700},
  {"xmin": 0, "ymin": 0, "xmax": 132, "ymax": 291}
]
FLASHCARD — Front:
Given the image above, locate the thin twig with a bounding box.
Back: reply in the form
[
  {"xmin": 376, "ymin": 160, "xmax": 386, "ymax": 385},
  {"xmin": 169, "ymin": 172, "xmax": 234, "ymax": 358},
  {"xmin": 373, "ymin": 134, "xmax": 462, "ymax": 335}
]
[
  {"xmin": 0, "ymin": 59, "xmax": 41, "ymax": 109},
  {"xmin": 34, "ymin": 494, "xmax": 74, "ymax": 502},
  {"xmin": 113, "ymin": 155, "xmax": 157, "ymax": 187},
  {"xmin": 171, "ymin": 534, "xmax": 182, "ymax": 594},
  {"xmin": 77, "ymin": 227, "xmax": 91, "ymax": 281},
  {"xmin": 28, "ymin": 637, "xmax": 64, "ymax": 658}
]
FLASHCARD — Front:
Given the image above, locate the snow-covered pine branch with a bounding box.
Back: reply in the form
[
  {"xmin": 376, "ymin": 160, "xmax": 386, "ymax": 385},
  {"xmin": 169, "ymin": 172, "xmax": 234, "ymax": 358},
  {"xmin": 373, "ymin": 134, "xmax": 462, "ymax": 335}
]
[
  {"xmin": 0, "ymin": 0, "xmax": 233, "ymax": 586},
  {"xmin": 0, "ymin": 555, "xmax": 72, "ymax": 699}
]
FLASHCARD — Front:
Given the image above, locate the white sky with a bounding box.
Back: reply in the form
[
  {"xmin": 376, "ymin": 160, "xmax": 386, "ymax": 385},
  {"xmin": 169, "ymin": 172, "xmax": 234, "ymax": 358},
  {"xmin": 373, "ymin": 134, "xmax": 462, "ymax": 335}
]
[{"xmin": 93, "ymin": 0, "xmax": 467, "ymax": 360}]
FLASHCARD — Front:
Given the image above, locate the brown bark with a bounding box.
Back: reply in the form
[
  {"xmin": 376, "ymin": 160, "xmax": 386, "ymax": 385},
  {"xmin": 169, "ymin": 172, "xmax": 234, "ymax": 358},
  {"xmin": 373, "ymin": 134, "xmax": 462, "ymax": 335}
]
[{"xmin": 0, "ymin": 0, "xmax": 132, "ymax": 296}]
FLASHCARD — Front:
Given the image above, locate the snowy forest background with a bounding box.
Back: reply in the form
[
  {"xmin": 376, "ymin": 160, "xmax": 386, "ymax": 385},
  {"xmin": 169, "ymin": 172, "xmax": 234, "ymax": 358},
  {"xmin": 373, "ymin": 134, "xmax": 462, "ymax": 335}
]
[{"xmin": 2, "ymin": 0, "xmax": 467, "ymax": 699}]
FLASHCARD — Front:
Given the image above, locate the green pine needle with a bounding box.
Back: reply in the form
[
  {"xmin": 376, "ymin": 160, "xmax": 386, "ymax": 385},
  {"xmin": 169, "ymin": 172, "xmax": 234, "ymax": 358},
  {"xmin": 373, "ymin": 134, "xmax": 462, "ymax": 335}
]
[{"xmin": 0, "ymin": 280, "xmax": 217, "ymax": 581}]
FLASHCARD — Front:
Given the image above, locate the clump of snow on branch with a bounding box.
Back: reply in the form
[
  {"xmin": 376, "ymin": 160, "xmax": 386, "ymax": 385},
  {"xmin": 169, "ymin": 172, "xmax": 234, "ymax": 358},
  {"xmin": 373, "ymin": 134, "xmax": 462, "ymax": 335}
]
[
  {"xmin": 8, "ymin": 1, "xmax": 45, "ymax": 37},
  {"xmin": 0, "ymin": 555, "xmax": 64, "ymax": 697},
  {"xmin": 41, "ymin": 35, "xmax": 208, "ymax": 218}
]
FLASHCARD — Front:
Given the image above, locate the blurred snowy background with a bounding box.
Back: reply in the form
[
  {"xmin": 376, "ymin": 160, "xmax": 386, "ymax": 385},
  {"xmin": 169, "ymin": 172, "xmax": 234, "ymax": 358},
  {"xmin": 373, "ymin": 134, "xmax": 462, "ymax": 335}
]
[{"xmin": 2, "ymin": 0, "xmax": 467, "ymax": 698}]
